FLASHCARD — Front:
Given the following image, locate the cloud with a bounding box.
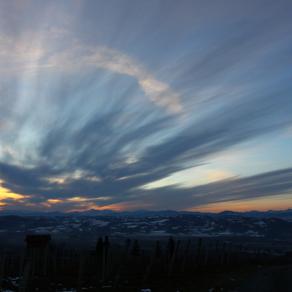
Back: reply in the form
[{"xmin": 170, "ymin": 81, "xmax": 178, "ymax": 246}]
[
  {"xmin": 129, "ymin": 167, "xmax": 292, "ymax": 210},
  {"xmin": 0, "ymin": 0, "xmax": 292, "ymax": 211},
  {"xmin": 0, "ymin": 50, "xmax": 291, "ymax": 210},
  {"xmin": 0, "ymin": 180, "xmax": 29, "ymax": 208},
  {"xmin": 0, "ymin": 31, "xmax": 183, "ymax": 114},
  {"xmin": 1, "ymin": 165, "xmax": 292, "ymax": 212},
  {"xmin": 52, "ymin": 44, "xmax": 183, "ymax": 113}
]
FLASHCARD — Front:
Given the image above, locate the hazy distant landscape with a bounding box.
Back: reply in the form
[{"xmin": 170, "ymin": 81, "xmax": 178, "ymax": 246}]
[{"xmin": 1, "ymin": 209, "xmax": 292, "ymax": 249}]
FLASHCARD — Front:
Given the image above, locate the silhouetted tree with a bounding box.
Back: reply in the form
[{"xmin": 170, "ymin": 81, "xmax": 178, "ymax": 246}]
[
  {"xmin": 155, "ymin": 240, "xmax": 162, "ymax": 259},
  {"xmin": 131, "ymin": 240, "xmax": 141, "ymax": 257},
  {"xmin": 167, "ymin": 236, "xmax": 175, "ymax": 258}
]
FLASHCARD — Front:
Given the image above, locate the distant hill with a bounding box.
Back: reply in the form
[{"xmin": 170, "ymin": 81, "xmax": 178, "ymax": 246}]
[
  {"xmin": 1, "ymin": 211, "xmax": 292, "ymax": 242},
  {"xmin": 1, "ymin": 208, "xmax": 292, "ymax": 221}
]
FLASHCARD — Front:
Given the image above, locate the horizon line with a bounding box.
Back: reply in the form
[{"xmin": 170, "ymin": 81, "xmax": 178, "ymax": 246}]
[{"xmin": 0, "ymin": 207, "xmax": 292, "ymax": 215}]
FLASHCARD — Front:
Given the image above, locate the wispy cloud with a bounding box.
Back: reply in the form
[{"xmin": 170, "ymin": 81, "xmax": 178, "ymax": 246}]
[
  {"xmin": 0, "ymin": 31, "xmax": 183, "ymax": 114},
  {"xmin": 130, "ymin": 167, "xmax": 292, "ymax": 211}
]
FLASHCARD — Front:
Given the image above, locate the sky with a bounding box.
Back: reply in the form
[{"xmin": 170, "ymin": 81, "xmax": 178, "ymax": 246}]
[{"xmin": 0, "ymin": 0, "xmax": 292, "ymax": 213}]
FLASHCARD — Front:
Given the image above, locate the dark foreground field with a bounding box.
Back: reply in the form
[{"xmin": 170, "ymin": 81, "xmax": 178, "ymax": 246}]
[{"xmin": 0, "ymin": 233, "xmax": 292, "ymax": 292}]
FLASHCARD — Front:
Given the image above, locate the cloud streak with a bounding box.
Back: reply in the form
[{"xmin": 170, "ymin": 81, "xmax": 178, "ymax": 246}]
[{"xmin": 0, "ymin": 32, "xmax": 183, "ymax": 114}]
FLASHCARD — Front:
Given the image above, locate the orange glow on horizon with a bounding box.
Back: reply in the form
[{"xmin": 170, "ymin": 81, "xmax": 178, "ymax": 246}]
[
  {"xmin": 66, "ymin": 201, "xmax": 153, "ymax": 213},
  {"xmin": 1, "ymin": 178, "xmax": 291, "ymax": 213},
  {"xmin": 67, "ymin": 203, "xmax": 124, "ymax": 213},
  {"xmin": 47, "ymin": 199, "xmax": 63, "ymax": 204}
]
